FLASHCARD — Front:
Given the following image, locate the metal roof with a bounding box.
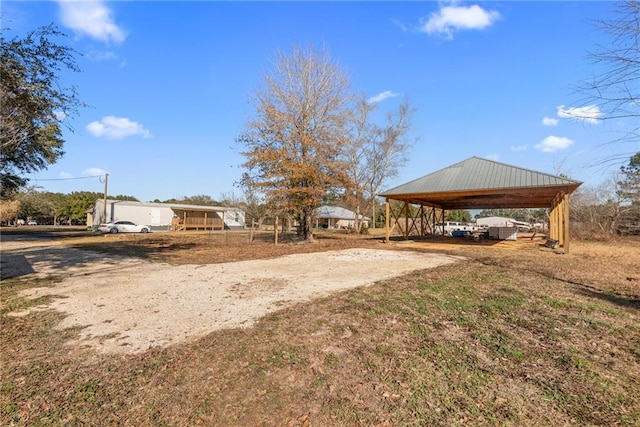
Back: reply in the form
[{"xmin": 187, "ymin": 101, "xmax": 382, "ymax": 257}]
[
  {"xmin": 316, "ymin": 206, "xmax": 370, "ymax": 220},
  {"xmin": 379, "ymin": 157, "xmax": 582, "ymax": 210},
  {"xmin": 98, "ymin": 199, "xmax": 233, "ymax": 212}
]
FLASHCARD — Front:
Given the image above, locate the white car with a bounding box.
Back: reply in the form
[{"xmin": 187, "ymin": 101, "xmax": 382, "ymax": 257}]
[{"xmin": 98, "ymin": 220, "xmax": 151, "ymax": 234}]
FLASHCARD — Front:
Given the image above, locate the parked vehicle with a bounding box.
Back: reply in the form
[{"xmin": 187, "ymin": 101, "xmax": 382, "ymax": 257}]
[
  {"xmin": 433, "ymin": 221, "xmax": 477, "ymax": 236},
  {"xmin": 98, "ymin": 220, "xmax": 151, "ymax": 234},
  {"xmin": 27, "ymin": 220, "xmax": 38, "ymax": 225}
]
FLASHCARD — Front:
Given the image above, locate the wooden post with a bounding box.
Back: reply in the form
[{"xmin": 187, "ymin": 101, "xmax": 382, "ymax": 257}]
[
  {"xmin": 563, "ymin": 193, "xmax": 570, "ymax": 254},
  {"xmin": 556, "ymin": 198, "xmax": 562, "ymax": 246},
  {"xmin": 385, "ymin": 200, "xmax": 390, "ymax": 243},
  {"xmin": 557, "ymin": 200, "xmax": 564, "ymax": 246},
  {"xmin": 404, "ymin": 202, "xmax": 409, "ymax": 239}
]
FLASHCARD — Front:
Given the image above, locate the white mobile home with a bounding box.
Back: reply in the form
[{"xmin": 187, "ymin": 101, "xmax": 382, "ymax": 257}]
[
  {"xmin": 476, "ymin": 216, "xmax": 531, "ymax": 231},
  {"xmin": 90, "ymin": 200, "xmax": 245, "ymax": 231},
  {"xmin": 476, "ymin": 216, "xmax": 517, "ymax": 228}
]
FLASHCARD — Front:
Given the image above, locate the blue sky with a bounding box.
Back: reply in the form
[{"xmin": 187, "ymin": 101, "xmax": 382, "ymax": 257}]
[{"xmin": 4, "ymin": 1, "xmax": 638, "ymax": 202}]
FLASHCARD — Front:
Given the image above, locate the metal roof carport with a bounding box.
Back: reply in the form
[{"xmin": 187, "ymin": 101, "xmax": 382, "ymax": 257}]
[{"xmin": 378, "ymin": 157, "xmax": 582, "ymax": 252}]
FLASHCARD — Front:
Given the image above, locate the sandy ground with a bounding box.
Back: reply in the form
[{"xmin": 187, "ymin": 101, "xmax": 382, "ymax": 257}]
[{"xmin": 4, "ymin": 238, "xmax": 463, "ymax": 354}]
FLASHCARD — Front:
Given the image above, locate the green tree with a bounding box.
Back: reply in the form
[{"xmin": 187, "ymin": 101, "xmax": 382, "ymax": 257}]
[
  {"xmin": 617, "ymin": 152, "xmax": 640, "ymax": 202},
  {"xmin": 1, "ymin": 24, "xmax": 83, "ymax": 196},
  {"xmin": 14, "ymin": 186, "xmax": 41, "ymax": 220},
  {"xmin": 15, "ymin": 188, "xmax": 66, "ymax": 225},
  {"xmin": 238, "ymin": 45, "xmax": 354, "ymax": 241},
  {"xmin": 44, "ymin": 191, "xmax": 68, "ymax": 225},
  {"xmin": 60, "ymin": 191, "xmax": 102, "ymax": 225},
  {"xmin": 112, "ymin": 194, "xmax": 139, "ymax": 202},
  {"xmin": 447, "ymin": 210, "xmax": 472, "ymax": 223},
  {"xmin": 616, "ymin": 152, "xmax": 640, "ymax": 234},
  {"xmin": 163, "ymin": 195, "xmax": 218, "ymax": 206}
]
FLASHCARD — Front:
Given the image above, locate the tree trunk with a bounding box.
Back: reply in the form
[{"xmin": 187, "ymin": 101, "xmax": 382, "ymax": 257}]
[{"xmin": 299, "ymin": 210, "xmax": 314, "ymax": 242}]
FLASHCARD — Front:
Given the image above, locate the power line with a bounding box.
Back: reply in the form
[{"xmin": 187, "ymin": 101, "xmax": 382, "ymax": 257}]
[{"xmin": 32, "ymin": 175, "xmax": 104, "ymax": 182}]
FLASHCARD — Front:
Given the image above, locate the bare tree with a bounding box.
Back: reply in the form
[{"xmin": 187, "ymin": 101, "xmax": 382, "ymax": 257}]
[
  {"xmin": 572, "ymin": 0, "xmax": 639, "ymax": 164},
  {"xmin": 340, "ymin": 96, "xmax": 374, "ymax": 232},
  {"xmin": 237, "ymin": 45, "xmax": 355, "ymax": 242},
  {"xmin": 0, "ymin": 200, "xmax": 21, "ymax": 225},
  {"xmin": 363, "ymin": 98, "xmax": 415, "ymax": 228},
  {"xmin": 341, "ymin": 95, "xmax": 415, "ymax": 231},
  {"xmin": 218, "ymin": 191, "xmax": 244, "ymax": 207},
  {"xmin": 570, "ymin": 179, "xmax": 621, "ymax": 237}
]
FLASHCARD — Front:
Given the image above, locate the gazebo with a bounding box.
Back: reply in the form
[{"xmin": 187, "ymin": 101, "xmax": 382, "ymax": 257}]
[{"xmin": 378, "ymin": 157, "xmax": 582, "ymax": 252}]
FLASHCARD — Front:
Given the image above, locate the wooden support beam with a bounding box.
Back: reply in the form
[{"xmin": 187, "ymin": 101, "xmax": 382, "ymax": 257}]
[
  {"xmin": 404, "ymin": 203, "xmax": 409, "ymax": 239},
  {"xmin": 385, "ymin": 200, "xmax": 390, "ymax": 243},
  {"xmin": 563, "ymin": 193, "xmax": 570, "ymax": 254}
]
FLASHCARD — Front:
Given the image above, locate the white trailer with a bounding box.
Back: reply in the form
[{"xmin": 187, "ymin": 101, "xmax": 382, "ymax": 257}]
[{"xmin": 91, "ymin": 200, "xmax": 245, "ymax": 231}]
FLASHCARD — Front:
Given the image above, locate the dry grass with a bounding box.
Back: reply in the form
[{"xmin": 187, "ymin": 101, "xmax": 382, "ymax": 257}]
[{"xmin": 1, "ymin": 227, "xmax": 639, "ymax": 426}]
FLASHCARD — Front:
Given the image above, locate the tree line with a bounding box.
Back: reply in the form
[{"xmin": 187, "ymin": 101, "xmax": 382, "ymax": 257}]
[
  {"xmin": 2, "ymin": 2, "xmax": 638, "ymax": 238},
  {"xmin": 0, "ymin": 190, "xmax": 129, "ymax": 226},
  {"xmin": 570, "ymin": 153, "xmax": 640, "ymax": 237},
  {"xmin": 0, "ymin": 190, "xmax": 241, "ymax": 226}
]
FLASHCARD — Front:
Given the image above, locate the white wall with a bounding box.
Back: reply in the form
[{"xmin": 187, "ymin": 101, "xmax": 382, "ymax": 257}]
[
  {"xmin": 223, "ymin": 208, "xmax": 245, "ymax": 230},
  {"xmin": 93, "ymin": 200, "xmax": 245, "ymax": 230},
  {"xmin": 476, "ymin": 216, "xmax": 516, "ymax": 228},
  {"xmin": 93, "ymin": 200, "xmax": 173, "ymax": 229}
]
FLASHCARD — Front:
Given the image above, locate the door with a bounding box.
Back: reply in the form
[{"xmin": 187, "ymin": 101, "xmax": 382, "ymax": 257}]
[{"xmin": 150, "ymin": 209, "xmax": 161, "ymax": 225}]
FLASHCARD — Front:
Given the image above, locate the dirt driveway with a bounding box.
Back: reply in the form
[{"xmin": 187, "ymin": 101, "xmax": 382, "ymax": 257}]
[{"xmin": 4, "ymin": 235, "xmax": 463, "ymax": 354}]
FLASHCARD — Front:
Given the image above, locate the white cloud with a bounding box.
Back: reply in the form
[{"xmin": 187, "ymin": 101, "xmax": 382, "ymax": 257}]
[
  {"xmin": 542, "ymin": 116, "xmax": 558, "ymax": 126},
  {"xmin": 486, "ymin": 153, "xmax": 499, "ymax": 161},
  {"xmin": 420, "ymin": 3, "xmax": 500, "ymax": 38},
  {"xmin": 511, "ymin": 144, "xmax": 528, "ymax": 151},
  {"xmin": 85, "ymin": 49, "xmax": 118, "ymax": 62},
  {"xmin": 392, "ymin": 19, "xmax": 409, "ymax": 33},
  {"xmin": 59, "ymin": 171, "xmax": 73, "ymax": 179},
  {"xmin": 557, "ymin": 105, "xmax": 602, "ymax": 124},
  {"xmin": 83, "ymin": 167, "xmax": 107, "ymax": 177},
  {"xmin": 57, "ymin": 0, "xmax": 126, "ymax": 44},
  {"xmin": 368, "ymin": 90, "xmax": 399, "ymax": 104},
  {"xmin": 535, "ymin": 135, "xmax": 574, "ymax": 153},
  {"xmin": 86, "ymin": 116, "xmax": 151, "ymax": 140}
]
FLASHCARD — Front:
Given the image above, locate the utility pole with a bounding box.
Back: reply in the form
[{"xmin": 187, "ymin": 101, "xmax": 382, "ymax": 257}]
[{"xmin": 103, "ymin": 173, "xmax": 109, "ymax": 222}]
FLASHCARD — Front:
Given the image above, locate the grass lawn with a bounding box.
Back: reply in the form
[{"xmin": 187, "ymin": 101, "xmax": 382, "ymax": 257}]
[{"xmin": 1, "ymin": 229, "xmax": 639, "ymax": 426}]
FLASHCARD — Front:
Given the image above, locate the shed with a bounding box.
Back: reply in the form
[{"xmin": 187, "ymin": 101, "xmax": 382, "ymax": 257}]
[
  {"xmin": 315, "ymin": 206, "xmax": 370, "ymax": 229},
  {"xmin": 91, "ymin": 200, "xmax": 245, "ymax": 231},
  {"xmin": 378, "ymin": 157, "xmax": 581, "ymax": 252}
]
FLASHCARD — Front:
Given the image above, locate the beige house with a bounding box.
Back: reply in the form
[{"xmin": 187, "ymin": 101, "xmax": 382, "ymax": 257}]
[{"xmin": 315, "ymin": 206, "xmax": 370, "ymax": 229}]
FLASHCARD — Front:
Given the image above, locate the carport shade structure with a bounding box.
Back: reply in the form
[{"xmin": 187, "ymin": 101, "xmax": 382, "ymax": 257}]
[{"xmin": 378, "ymin": 157, "xmax": 582, "ymax": 252}]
